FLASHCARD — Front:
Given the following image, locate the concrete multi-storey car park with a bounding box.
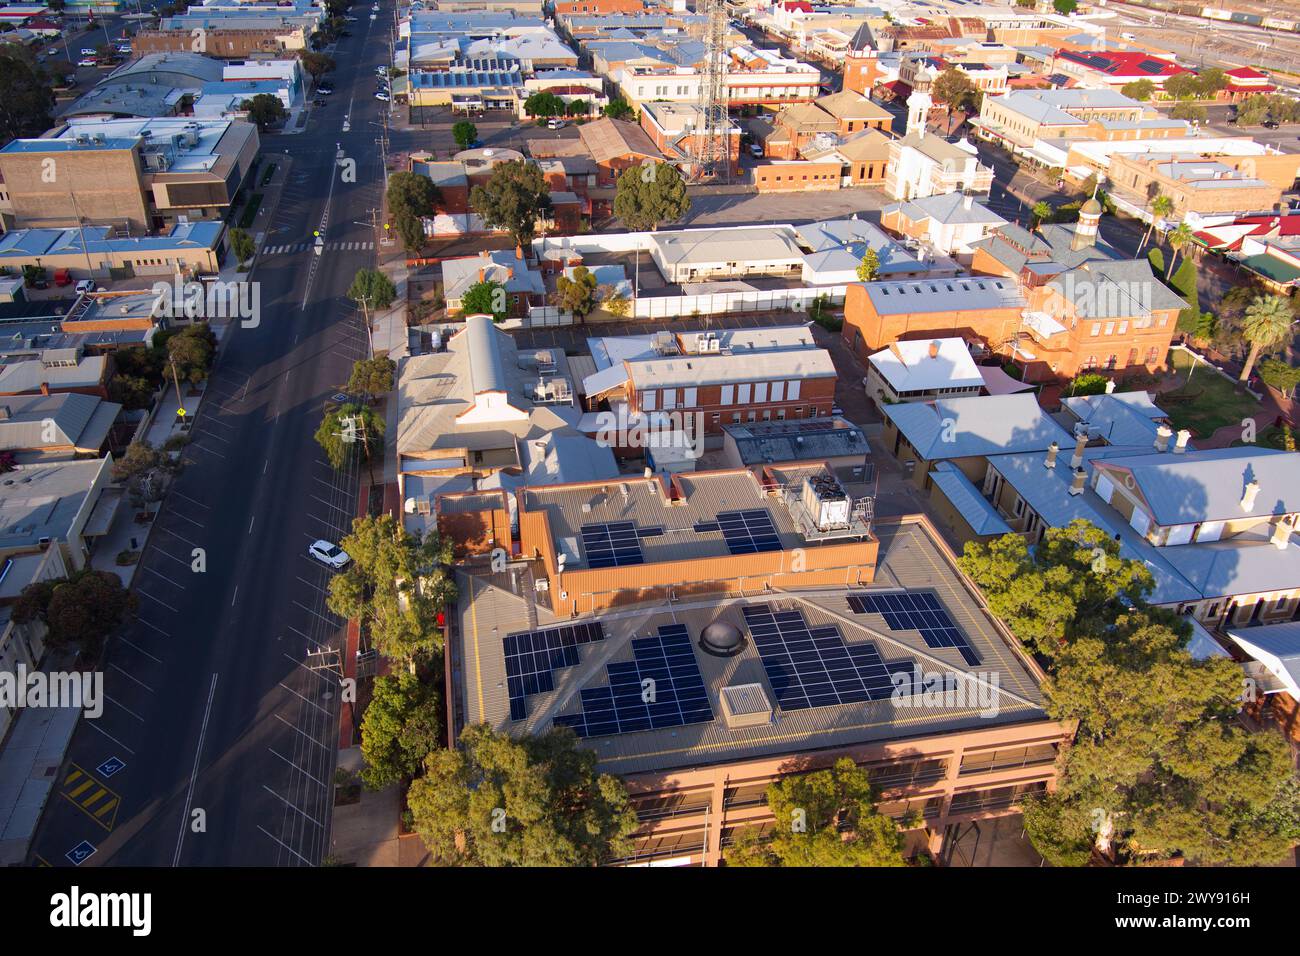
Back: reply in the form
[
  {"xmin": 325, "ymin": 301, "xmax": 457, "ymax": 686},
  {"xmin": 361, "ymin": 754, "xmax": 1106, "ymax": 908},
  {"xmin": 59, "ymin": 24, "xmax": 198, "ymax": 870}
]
[{"xmin": 443, "ymin": 478, "xmax": 1072, "ymax": 865}]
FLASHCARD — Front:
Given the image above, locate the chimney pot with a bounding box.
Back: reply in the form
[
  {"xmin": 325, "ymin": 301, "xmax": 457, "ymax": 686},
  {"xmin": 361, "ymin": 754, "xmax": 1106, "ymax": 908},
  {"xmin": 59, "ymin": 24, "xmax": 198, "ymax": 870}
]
[
  {"xmin": 928, "ymin": 340, "xmax": 940, "ymax": 358},
  {"xmin": 1272, "ymin": 515, "xmax": 1294, "ymax": 551},
  {"xmin": 1068, "ymin": 467, "xmax": 1086, "ymax": 496},
  {"xmin": 963, "ymin": 193, "xmax": 973, "ymax": 211},
  {"xmin": 1154, "ymin": 424, "xmax": 1172, "ymax": 452},
  {"xmin": 1070, "ymin": 432, "xmax": 1087, "ymax": 469},
  {"xmin": 515, "ymin": 244, "xmax": 524, "ymax": 260},
  {"xmin": 1104, "ymin": 379, "xmax": 1116, "ymax": 394},
  {"xmin": 1044, "ymin": 441, "xmax": 1059, "ymax": 468},
  {"xmin": 478, "ymin": 267, "xmax": 486, "ymax": 282},
  {"xmin": 1241, "ymin": 479, "xmax": 1260, "ymax": 512},
  {"xmin": 1173, "ymin": 428, "xmax": 1190, "ymax": 453},
  {"xmin": 39, "ymin": 382, "xmax": 50, "ymax": 396}
]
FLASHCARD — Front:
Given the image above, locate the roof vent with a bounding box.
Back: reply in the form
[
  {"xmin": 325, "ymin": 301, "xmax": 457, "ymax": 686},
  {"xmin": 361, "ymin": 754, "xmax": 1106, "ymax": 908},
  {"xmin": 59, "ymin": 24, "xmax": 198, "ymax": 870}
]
[
  {"xmin": 719, "ymin": 683, "xmax": 773, "ymax": 728},
  {"xmin": 699, "ymin": 620, "xmax": 747, "ymax": 657}
]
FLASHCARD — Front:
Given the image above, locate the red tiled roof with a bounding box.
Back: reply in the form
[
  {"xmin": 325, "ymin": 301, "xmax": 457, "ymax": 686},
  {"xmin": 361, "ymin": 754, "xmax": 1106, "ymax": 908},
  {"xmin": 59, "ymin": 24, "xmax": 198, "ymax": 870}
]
[
  {"xmin": 780, "ymin": 1, "xmax": 813, "ymax": 11},
  {"xmin": 1225, "ymin": 66, "xmax": 1268, "ymax": 79}
]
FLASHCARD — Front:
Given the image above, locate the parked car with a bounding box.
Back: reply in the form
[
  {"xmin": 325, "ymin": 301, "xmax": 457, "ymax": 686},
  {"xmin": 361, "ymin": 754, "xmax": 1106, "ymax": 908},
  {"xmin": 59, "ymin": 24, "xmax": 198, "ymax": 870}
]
[
  {"xmin": 77, "ymin": 58, "xmax": 97, "ymax": 67},
  {"xmin": 374, "ymin": 91, "xmax": 390, "ymax": 101},
  {"xmin": 546, "ymin": 118, "xmax": 566, "ymax": 129},
  {"xmin": 75, "ymin": 279, "xmax": 95, "ymax": 295},
  {"xmin": 1263, "ymin": 119, "xmax": 1280, "ymax": 129},
  {"xmin": 748, "ymin": 142, "xmax": 763, "ymax": 158},
  {"xmin": 308, "ymin": 540, "xmax": 351, "ymax": 569},
  {"xmin": 80, "ymin": 47, "xmax": 96, "ymax": 56}
]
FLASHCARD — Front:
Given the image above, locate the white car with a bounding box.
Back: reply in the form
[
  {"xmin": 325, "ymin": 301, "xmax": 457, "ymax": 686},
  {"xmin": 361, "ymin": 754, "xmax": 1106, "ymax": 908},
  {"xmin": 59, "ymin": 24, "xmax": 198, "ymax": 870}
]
[
  {"xmin": 80, "ymin": 47, "xmax": 97, "ymax": 56},
  {"xmin": 369, "ymin": 12, "xmax": 377, "ymax": 19},
  {"xmin": 546, "ymin": 118, "xmax": 566, "ymax": 130},
  {"xmin": 374, "ymin": 91, "xmax": 390, "ymax": 101},
  {"xmin": 308, "ymin": 540, "xmax": 351, "ymax": 569},
  {"xmin": 77, "ymin": 57, "xmax": 98, "ymax": 67}
]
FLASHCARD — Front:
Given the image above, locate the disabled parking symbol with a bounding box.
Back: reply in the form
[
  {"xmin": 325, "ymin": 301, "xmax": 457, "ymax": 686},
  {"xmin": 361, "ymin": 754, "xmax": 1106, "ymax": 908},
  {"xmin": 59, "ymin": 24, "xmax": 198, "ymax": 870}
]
[
  {"xmin": 65, "ymin": 840, "xmax": 96, "ymax": 866},
  {"xmin": 97, "ymin": 756, "xmax": 126, "ymax": 778}
]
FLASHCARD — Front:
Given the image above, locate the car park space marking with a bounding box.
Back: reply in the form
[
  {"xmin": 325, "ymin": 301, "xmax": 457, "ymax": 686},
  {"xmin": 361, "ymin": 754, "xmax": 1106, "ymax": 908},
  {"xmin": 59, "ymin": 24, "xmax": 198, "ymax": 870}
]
[
  {"xmin": 257, "ymin": 825, "xmax": 312, "ymax": 866},
  {"xmin": 84, "ymin": 720, "xmax": 136, "ymax": 756},
  {"xmin": 274, "ymin": 713, "xmax": 333, "ymax": 751},
  {"xmin": 295, "ymin": 576, "xmax": 332, "ymax": 597},
  {"xmin": 116, "ymin": 636, "xmax": 163, "ymax": 664},
  {"xmin": 309, "ymin": 495, "xmax": 352, "ymax": 514},
  {"xmin": 133, "ymin": 617, "xmax": 170, "ymax": 637},
  {"xmin": 146, "ymin": 546, "xmax": 193, "ymax": 571},
  {"xmin": 263, "ymin": 784, "xmax": 324, "ymax": 828},
  {"xmin": 109, "ymin": 664, "xmax": 154, "ymax": 693},
  {"xmin": 103, "ymin": 694, "xmax": 145, "ymax": 723},
  {"xmin": 170, "ymin": 491, "xmax": 211, "ymax": 511},
  {"xmin": 167, "ymin": 508, "xmax": 204, "ymax": 528},
  {"xmin": 278, "ymin": 682, "xmax": 331, "ymax": 714},
  {"xmin": 153, "ymin": 524, "xmax": 201, "ymax": 549},
  {"xmin": 268, "ymin": 747, "xmax": 328, "ymax": 787},
  {"xmin": 59, "ymin": 765, "xmax": 121, "ymax": 831},
  {"xmin": 293, "ymin": 601, "xmax": 343, "ymax": 628},
  {"xmin": 141, "ymin": 565, "xmax": 184, "ymax": 589}
]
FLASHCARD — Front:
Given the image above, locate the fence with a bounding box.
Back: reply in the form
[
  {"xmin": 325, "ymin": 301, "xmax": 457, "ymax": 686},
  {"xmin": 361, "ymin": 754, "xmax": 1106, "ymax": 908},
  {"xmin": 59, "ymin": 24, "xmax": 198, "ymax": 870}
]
[
  {"xmin": 525, "ymin": 304, "xmax": 575, "ymax": 326},
  {"xmin": 629, "ymin": 285, "xmax": 847, "ymax": 320}
]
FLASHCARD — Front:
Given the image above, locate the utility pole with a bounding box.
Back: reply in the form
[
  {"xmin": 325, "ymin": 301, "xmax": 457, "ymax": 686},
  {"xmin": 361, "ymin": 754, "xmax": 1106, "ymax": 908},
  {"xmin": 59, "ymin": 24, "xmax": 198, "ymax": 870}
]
[{"xmin": 168, "ymin": 353, "xmax": 187, "ymax": 421}]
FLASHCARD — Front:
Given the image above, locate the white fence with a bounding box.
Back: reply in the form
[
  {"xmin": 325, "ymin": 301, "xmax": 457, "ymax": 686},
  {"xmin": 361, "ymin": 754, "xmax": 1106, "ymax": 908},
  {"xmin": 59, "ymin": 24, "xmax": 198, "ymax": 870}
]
[
  {"xmin": 630, "ymin": 285, "xmax": 847, "ymax": 320},
  {"xmin": 526, "ymin": 304, "xmax": 575, "ymax": 326}
]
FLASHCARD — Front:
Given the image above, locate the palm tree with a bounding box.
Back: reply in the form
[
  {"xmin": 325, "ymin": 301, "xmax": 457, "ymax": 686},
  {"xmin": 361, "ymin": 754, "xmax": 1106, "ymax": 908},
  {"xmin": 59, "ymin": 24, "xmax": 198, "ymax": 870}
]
[
  {"xmin": 1239, "ymin": 294, "xmax": 1295, "ymax": 384},
  {"xmin": 1140, "ymin": 193, "xmax": 1173, "ymax": 251},
  {"xmin": 1165, "ymin": 220, "xmax": 1194, "ymax": 279},
  {"xmin": 1031, "ymin": 201, "xmax": 1052, "ymax": 229}
]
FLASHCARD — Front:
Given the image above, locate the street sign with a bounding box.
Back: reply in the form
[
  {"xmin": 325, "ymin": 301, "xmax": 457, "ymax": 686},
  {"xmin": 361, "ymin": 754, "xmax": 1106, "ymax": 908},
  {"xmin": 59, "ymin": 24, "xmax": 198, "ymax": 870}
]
[
  {"xmin": 176, "ymin": 408, "xmax": 187, "ymax": 418},
  {"xmin": 65, "ymin": 841, "xmax": 96, "ymax": 866},
  {"xmin": 97, "ymin": 756, "xmax": 126, "ymax": 779}
]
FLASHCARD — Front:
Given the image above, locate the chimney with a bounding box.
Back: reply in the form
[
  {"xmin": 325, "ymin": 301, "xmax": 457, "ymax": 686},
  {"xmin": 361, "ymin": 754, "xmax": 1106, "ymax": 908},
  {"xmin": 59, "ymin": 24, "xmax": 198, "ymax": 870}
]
[
  {"xmin": 1241, "ymin": 479, "xmax": 1260, "ymax": 512},
  {"xmin": 1104, "ymin": 379, "xmax": 1116, "ymax": 394},
  {"xmin": 1272, "ymin": 516, "xmax": 1294, "ymax": 551},
  {"xmin": 963, "ymin": 193, "xmax": 973, "ymax": 211},
  {"xmin": 1154, "ymin": 424, "xmax": 1172, "ymax": 453},
  {"xmin": 1068, "ymin": 467, "xmax": 1086, "ymax": 496},
  {"xmin": 478, "ymin": 267, "xmax": 486, "ymax": 282},
  {"xmin": 507, "ymin": 267, "xmax": 514, "ymax": 279},
  {"xmin": 927, "ymin": 339, "xmax": 940, "ymax": 359},
  {"xmin": 1173, "ymin": 429, "xmax": 1190, "ymax": 454},
  {"xmin": 1044, "ymin": 441, "xmax": 1059, "ymax": 469},
  {"xmin": 1070, "ymin": 431, "xmax": 1087, "ymax": 469},
  {"xmin": 515, "ymin": 243, "xmax": 524, "ymax": 260},
  {"xmin": 39, "ymin": 382, "xmax": 50, "ymax": 396}
]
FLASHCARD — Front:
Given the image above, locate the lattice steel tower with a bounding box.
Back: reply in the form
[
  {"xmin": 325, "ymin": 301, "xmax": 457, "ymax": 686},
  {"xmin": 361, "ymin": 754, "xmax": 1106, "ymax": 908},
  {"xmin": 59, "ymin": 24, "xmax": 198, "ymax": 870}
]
[{"xmin": 694, "ymin": 0, "xmax": 730, "ymax": 181}]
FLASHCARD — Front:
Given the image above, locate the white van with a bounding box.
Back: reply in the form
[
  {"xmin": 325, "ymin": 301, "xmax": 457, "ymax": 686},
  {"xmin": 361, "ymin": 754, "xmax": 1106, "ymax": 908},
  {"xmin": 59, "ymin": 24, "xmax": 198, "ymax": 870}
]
[{"xmin": 75, "ymin": 279, "xmax": 95, "ymax": 295}]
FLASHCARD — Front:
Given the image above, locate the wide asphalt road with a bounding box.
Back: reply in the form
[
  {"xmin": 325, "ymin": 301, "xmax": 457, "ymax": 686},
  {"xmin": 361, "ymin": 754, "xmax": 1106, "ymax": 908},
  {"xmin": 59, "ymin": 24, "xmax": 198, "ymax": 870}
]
[{"xmin": 28, "ymin": 8, "xmax": 393, "ymax": 868}]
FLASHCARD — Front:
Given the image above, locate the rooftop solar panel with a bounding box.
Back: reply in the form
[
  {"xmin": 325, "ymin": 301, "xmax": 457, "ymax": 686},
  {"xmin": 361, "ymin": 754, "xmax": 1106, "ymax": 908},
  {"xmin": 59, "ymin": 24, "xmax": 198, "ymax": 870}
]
[
  {"xmin": 554, "ymin": 623, "xmax": 714, "ymax": 737},
  {"xmin": 581, "ymin": 521, "xmax": 644, "ymax": 569},
  {"xmin": 741, "ymin": 604, "xmax": 914, "ymax": 711},
  {"xmin": 717, "ymin": 509, "xmax": 781, "ymax": 555},
  {"xmin": 846, "ymin": 591, "xmax": 981, "ymax": 666},
  {"xmin": 504, "ymin": 621, "xmax": 605, "ymax": 721}
]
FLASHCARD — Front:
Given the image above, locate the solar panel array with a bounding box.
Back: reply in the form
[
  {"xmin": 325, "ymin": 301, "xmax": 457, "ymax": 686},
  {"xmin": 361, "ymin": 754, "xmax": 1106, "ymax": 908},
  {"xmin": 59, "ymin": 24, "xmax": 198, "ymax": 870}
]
[
  {"xmin": 580, "ymin": 521, "xmax": 644, "ymax": 568},
  {"xmin": 741, "ymin": 605, "xmax": 914, "ymax": 711},
  {"xmin": 846, "ymin": 591, "xmax": 981, "ymax": 666},
  {"xmin": 717, "ymin": 509, "xmax": 781, "ymax": 555},
  {"xmin": 504, "ymin": 622, "xmax": 606, "ymax": 721},
  {"xmin": 553, "ymin": 624, "xmax": 713, "ymax": 737}
]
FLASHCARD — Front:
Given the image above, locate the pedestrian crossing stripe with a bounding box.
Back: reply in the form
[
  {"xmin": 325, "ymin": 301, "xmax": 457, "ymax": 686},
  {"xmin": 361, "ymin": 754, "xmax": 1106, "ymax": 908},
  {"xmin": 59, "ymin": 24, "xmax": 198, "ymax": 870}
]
[
  {"xmin": 59, "ymin": 764, "xmax": 120, "ymax": 832},
  {"xmin": 261, "ymin": 241, "xmax": 375, "ymax": 255}
]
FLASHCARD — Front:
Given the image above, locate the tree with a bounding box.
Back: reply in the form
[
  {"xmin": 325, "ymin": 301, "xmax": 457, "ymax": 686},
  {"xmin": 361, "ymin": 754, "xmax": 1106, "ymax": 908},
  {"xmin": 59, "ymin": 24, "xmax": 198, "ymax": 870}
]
[
  {"xmin": 931, "ymin": 67, "xmax": 979, "ymax": 121},
  {"xmin": 1170, "ymin": 101, "xmax": 1206, "ymax": 123},
  {"xmin": 1146, "ymin": 247, "xmax": 1164, "ymax": 276},
  {"xmin": 315, "ymin": 401, "xmax": 383, "ymax": 472},
  {"xmin": 1238, "ymin": 294, "xmax": 1295, "ymax": 383},
  {"xmin": 469, "ymin": 159, "xmax": 551, "ymax": 249},
  {"xmin": 1120, "ymin": 79, "xmax": 1155, "ymax": 101},
  {"xmin": 603, "ymin": 98, "xmax": 634, "ymax": 120},
  {"xmin": 553, "ymin": 265, "xmax": 598, "ymax": 323},
  {"xmin": 1194, "ymin": 67, "xmax": 1227, "ymax": 99},
  {"xmin": 393, "ymin": 209, "xmax": 426, "ymax": 252},
  {"xmin": 347, "ymin": 355, "xmax": 396, "ymax": 399},
  {"xmin": 359, "ymin": 672, "xmax": 441, "ymax": 790},
  {"xmin": 112, "ymin": 441, "xmax": 169, "ymax": 503},
  {"xmin": 1163, "ymin": 72, "xmax": 1200, "ymax": 101},
  {"xmin": 326, "ymin": 514, "xmax": 455, "ymax": 666},
  {"xmin": 1258, "ymin": 358, "xmax": 1300, "ymax": 399},
  {"xmin": 565, "ymin": 98, "xmax": 589, "ymax": 118},
  {"xmin": 241, "ymin": 93, "xmax": 287, "ymax": 131},
  {"xmin": 1139, "ymin": 193, "xmax": 1173, "ymax": 251},
  {"xmin": 1031, "ymin": 200, "xmax": 1052, "ymax": 228},
  {"xmin": 386, "ymin": 170, "xmax": 438, "ymax": 221},
  {"xmin": 523, "ymin": 91, "xmax": 564, "ymax": 118},
  {"xmin": 347, "ymin": 268, "xmax": 397, "ymax": 313},
  {"xmin": 728, "ymin": 759, "xmax": 908, "ymax": 867},
  {"xmin": 1052, "ymin": 0, "xmax": 1077, "ymax": 12},
  {"xmin": 229, "ymin": 226, "xmax": 255, "ymax": 265},
  {"xmin": 406, "ymin": 724, "xmax": 637, "ymax": 866},
  {"xmin": 13, "ymin": 569, "xmax": 136, "ymax": 658},
  {"xmin": 298, "ymin": 51, "xmax": 336, "ymax": 85},
  {"xmin": 612, "ymin": 162, "xmax": 690, "ymax": 232},
  {"xmin": 461, "ymin": 279, "xmax": 508, "ymax": 322},
  {"xmin": 958, "ymin": 519, "xmax": 1155, "ymax": 659},
  {"xmin": 167, "ymin": 322, "xmax": 216, "ymax": 384},
  {"xmin": 1169, "ymin": 254, "xmax": 1200, "ymax": 332},
  {"xmin": 0, "ymin": 49, "xmax": 54, "ymax": 144},
  {"xmin": 452, "ymin": 119, "xmax": 478, "ymax": 150},
  {"xmin": 855, "ymin": 247, "xmax": 880, "ymax": 283},
  {"xmin": 1069, "ymin": 371, "xmax": 1109, "ymax": 396},
  {"xmin": 1164, "ymin": 220, "xmax": 1193, "ymax": 279},
  {"xmin": 108, "ymin": 373, "xmax": 154, "ymax": 411}
]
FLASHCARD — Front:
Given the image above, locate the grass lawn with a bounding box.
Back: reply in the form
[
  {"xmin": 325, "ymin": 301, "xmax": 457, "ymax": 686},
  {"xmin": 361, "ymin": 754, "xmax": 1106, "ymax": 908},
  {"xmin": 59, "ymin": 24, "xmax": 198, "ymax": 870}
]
[{"xmin": 1159, "ymin": 350, "xmax": 1260, "ymax": 438}]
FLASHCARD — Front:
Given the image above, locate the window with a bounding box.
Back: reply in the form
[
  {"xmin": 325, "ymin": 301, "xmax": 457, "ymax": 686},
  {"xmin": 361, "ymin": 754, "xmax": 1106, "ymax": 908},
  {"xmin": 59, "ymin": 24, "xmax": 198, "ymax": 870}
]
[
  {"xmin": 661, "ymin": 388, "xmax": 677, "ymax": 410},
  {"xmin": 1103, "ymin": 321, "xmax": 1115, "ymax": 336},
  {"xmin": 720, "ymin": 384, "xmax": 734, "ymax": 405},
  {"xmin": 712, "ymin": 413, "xmax": 720, "ymax": 424},
  {"xmin": 737, "ymin": 383, "xmax": 752, "ymax": 404},
  {"xmin": 747, "ymin": 411, "xmax": 756, "ymax": 422},
  {"xmin": 776, "ymin": 408, "xmax": 786, "ymax": 420},
  {"xmin": 682, "ymin": 387, "xmax": 697, "ymax": 407},
  {"xmin": 762, "ymin": 410, "xmax": 772, "ymax": 420},
  {"xmin": 641, "ymin": 389, "xmax": 657, "ymax": 411},
  {"xmin": 786, "ymin": 380, "xmax": 800, "ymax": 400},
  {"xmin": 770, "ymin": 381, "xmax": 785, "ymax": 402},
  {"xmin": 732, "ymin": 412, "xmax": 741, "ymax": 423},
  {"xmin": 1090, "ymin": 323, "xmax": 1100, "ymax": 337},
  {"xmin": 754, "ymin": 382, "xmax": 768, "ymax": 403},
  {"xmin": 1117, "ymin": 321, "xmax": 1128, "ymax": 335},
  {"xmin": 1013, "ymin": 496, "xmax": 1026, "ymax": 517}
]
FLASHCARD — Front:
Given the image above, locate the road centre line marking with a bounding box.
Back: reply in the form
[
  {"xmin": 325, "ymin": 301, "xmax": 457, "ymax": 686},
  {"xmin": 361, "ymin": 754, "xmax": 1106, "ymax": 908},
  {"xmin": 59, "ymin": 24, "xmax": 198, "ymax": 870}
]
[{"xmin": 174, "ymin": 674, "xmax": 218, "ymax": 866}]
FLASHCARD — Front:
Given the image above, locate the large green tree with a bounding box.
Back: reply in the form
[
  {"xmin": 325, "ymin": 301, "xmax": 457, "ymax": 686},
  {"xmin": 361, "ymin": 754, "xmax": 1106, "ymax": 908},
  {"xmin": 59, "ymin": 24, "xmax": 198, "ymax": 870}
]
[
  {"xmin": 325, "ymin": 513, "xmax": 455, "ymax": 666},
  {"xmin": 13, "ymin": 569, "xmax": 137, "ymax": 658},
  {"xmin": 167, "ymin": 322, "xmax": 217, "ymax": 384},
  {"xmin": 314, "ymin": 402, "xmax": 384, "ymax": 473},
  {"xmin": 347, "ymin": 355, "xmax": 396, "ymax": 399},
  {"xmin": 958, "ymin": 519, "xmax": 1154, "ymax": 659},
  {"xmin": 359, "ymin": 671, "xmax": 441, "ymax": 790},
  {"xmin": 406, "ymin": 724, "xmax": 637, "ymax": 866},
  {"xmin": 468, "ymin": 159, "xmax": 552, "ymax": 249},
  {"xmin": 347, "ymin": 267, "xmax": 397, "ymax": 313},
  {"xmin": 241, "ymin": 93, "xmax": 287, "ymax": 131},
  {"xmin": 461, "ymin": 279, "xmax": 508, "ymax": 322},
  {"xmin": 931, "ymin": 67, "xmax": 980, "ymax": 120},
  {"xmin": 612, "ymin": 162, "xmax": 690, "ymax": 232},
  {"xmin": 386, "ymin": 170, "xmax": 438, "ymax": 220},
  {"xmin": 1238, "ymin": 293, "xmax": 1294, "ymax": 384},
  {"xmin": 553, "ymin": 265, "xmax": 597, "ymax": 323},
  {"xmin": 298, "ymin": 51, "xmax": 336, "ymax": 85},
  {"xmin": 452, "ymin": 120, "xmax": 477, "ymax": 150},
  {"xmin": 523, "ymin": 91, "xmax": 564, "ymax": 118},
  {"xmin": 0, "ymin": 48, "xmax": 55, "ymax": 144},
  {"xmin": 728, "ymin": 758, "xmax": 908, "ymax": 867}
]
